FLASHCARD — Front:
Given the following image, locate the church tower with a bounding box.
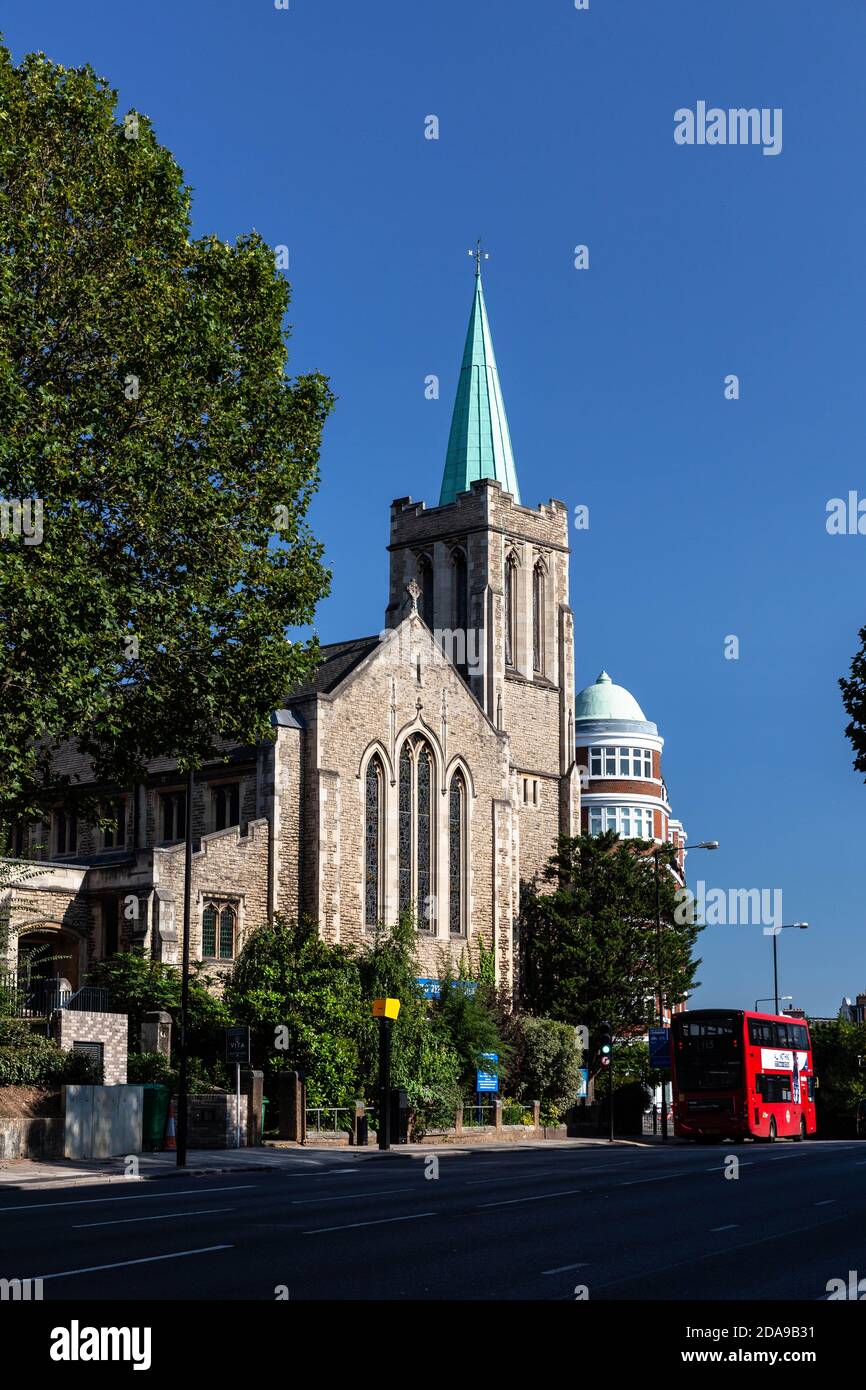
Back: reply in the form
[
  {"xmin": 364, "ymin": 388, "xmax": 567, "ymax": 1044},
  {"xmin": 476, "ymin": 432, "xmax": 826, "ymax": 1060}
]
[{"xmin": 386, "ymin": 259, "xmax": 580, "ymax": 878}]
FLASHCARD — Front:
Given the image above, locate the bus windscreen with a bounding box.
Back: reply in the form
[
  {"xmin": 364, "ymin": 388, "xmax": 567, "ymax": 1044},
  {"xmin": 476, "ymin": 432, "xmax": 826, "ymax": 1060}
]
[{"xmin": 674, "ymin": 1015, "xmax": 742, "ymax": 1091}]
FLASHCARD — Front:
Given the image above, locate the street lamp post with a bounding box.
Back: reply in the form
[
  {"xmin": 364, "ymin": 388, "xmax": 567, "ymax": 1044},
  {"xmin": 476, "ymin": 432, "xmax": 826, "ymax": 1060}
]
[
  {"xmin": 654, "ymin": 839, "xmax": 718, "ymax": 1141},
  {"xmin": 755, "ymin": 994, "xmax": 792, "ymax": 1014},
  {"xmin": 771, "ymin": 923, "xmax": 809, "ymax": 1015},
  {"xmin": 176, "ymin": 766, "xmax": 195, "ymax": 1168}
]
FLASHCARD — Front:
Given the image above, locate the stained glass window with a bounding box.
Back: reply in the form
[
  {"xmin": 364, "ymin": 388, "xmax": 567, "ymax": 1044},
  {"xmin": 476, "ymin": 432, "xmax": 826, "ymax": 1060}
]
[
  {"xmin": 219, "ymin": 906, "xmax": 235, "ymax": 959},
  {"xmin": 399, "ymin": 743, "xmax": 412, "ymax": 916},
  {"xmin": 202, "ymin": 905, "xmax": 217, "ymax": 957},
  {"xmin": 417, "ymin": 744, "xmax": 433, "ymax": 930},
  {"xmin": 533, "ymin": 563, "xmax": 544, "ymax": 673},
  {"xmin": 365, "ymin": 757, "xmax": 382, "ymax": 926},
  {"xmin": 449, "ymin": 771, "xmax": 465, "ymax": 935}
]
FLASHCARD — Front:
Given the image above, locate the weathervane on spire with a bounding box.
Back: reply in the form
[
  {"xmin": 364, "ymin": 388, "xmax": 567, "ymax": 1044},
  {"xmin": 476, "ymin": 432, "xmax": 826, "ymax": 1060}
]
[{"xmin": 468, "ymin": 238, "xmax": 489, "ymax": 277}]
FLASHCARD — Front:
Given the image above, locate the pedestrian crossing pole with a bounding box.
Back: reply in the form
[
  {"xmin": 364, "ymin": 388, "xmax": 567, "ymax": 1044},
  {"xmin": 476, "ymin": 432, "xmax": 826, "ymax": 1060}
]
[{"xmin": 372, "ymin": 998, "xmax": 400, "ymax": 1150}]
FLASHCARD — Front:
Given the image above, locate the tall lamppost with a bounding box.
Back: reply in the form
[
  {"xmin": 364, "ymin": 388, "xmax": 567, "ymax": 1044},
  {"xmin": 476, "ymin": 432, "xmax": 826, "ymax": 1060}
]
[
  {"xmin": 654, "ymin": 839, "xmax": 719, "ymax": 1141},
  {"xmin": 769, "ymin": 923, "xmax": 809, "ymax": 1015}
]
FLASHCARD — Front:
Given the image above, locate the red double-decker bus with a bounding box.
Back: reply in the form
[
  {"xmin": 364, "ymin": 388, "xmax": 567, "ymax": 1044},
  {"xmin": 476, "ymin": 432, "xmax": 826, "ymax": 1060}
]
[{"xmin": 671, "ymin": 1008, "xmax": 817, "ymax": 1142}]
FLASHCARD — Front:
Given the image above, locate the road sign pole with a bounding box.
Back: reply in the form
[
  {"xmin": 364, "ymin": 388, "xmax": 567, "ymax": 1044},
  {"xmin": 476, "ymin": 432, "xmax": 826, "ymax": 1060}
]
[
  {"xmin": 609, "ymin": 1053, "xmax": 615, "ymax": 1143},
  {"xmin": 378, "ymin": 1016, "xmax": 392, "ymax": 1151},
  {"xmin": 176, "ymin": 766, "xmax": 195, "ymax": 1168},
  {"xmin": 235, "ymin": 1062, "xmax": 241, "ymax": 1150}
]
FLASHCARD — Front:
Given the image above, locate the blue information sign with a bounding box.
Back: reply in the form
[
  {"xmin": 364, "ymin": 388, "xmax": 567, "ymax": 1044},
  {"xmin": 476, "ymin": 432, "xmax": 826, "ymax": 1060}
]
[
  {"xmin": 476, "ymin": 1052, "xmax": 499, "ymax": 1093},
  {"xmin": 417, "ymin": 977, "xmax": 478, "ymax": 1001},
  {"xmin": 649, "ymin": 1027, "xmax": 671, "ymax": 1070}
]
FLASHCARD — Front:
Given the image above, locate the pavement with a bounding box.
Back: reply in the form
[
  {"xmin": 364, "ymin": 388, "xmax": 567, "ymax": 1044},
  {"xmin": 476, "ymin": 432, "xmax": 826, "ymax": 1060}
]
[
  {"xmin": 0, "ymin": 1136, "xmax": 642, "ymax": 1186},
  {"xmin": 2, "ymin": 1137, "xmax": 865, "ymax": 1299}
]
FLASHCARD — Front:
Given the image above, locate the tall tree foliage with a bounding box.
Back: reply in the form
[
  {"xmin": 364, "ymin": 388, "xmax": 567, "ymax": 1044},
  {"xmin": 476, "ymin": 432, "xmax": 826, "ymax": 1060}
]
[
  {"xmin": 520, "ymin": 833, "xmax": 702, "ymax": 1070},
  {"xmin": 840, "ymin": 627, "xmax": 866, "ymax": 779},
  {"xmin": 0, "ymin": 44, "xmax": 333, "ymax": 825}
]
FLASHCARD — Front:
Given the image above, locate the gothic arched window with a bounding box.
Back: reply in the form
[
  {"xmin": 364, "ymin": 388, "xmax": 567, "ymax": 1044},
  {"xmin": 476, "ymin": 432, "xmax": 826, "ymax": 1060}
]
[
  {"xmin": 504, "ymin": 553, "xmax": 517, "ymax": 668},
  {"xmin": 398, "ymin": 736, "xmax": 436, "ymax": 932},
  {"xmin": 202, "ymin": 902, "xmax": 237, "ymax": 960},
  {"xmin": 364, "ymin": 756, "xmax": 383, "ymax": 927},
  {"xmin": 448, "ymin": 769, "xmax": 466, "ymax": 936},
  {"xmin": 533, "ymin": 562, "xmax": 545, "ymax": 673},
  {"xmin": 417, "ymin": 556, "xmax": 434, "ymax": 630},
  {"xmin": 219, "ymin": 906, "xmax": 236, "ymax": 960},
  {"xmin": 453, "ymin": 549, "xmax": 468, "ymax": 677},
  {"xmin": 417, "ymin": 744, "xmax": 433, "ymax": 929}
]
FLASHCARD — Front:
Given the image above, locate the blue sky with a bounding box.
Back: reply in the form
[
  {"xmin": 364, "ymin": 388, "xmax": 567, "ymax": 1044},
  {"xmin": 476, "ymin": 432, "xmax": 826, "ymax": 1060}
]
[{"xmin": 4, "ymin": 0, "xmax": 864, "ymax": 1015}]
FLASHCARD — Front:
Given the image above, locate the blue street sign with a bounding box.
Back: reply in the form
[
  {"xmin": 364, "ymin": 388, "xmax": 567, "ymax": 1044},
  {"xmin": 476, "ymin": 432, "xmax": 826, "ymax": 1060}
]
[
  {"xmin": 417, "ymin": 977, "xmax": 478, "ymax": 1001},
  {"xmin": 649, "ymin": 1027, "xmax": 671, "ymax": 1070},
  {"xmin": 476, "ymin": 1052, "xmax": 499, "ymax": 1093},
  {"xmin": 577, "ymin": 1067, "xmax": 589, "ymax": 1100}
]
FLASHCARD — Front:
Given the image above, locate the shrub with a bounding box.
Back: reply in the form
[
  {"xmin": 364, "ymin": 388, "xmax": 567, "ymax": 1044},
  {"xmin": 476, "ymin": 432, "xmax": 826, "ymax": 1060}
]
[
  {"xmin": 0, "ymin": 1024, "xmax": 100, "ymax": 1086},
  {"xmin": 127, "ymin": 1052, "xmax": 173, "ymax": 1085},
  {"xmin": 502, "ymin": 1013, "xmax": 581, "ymax": 1107}
]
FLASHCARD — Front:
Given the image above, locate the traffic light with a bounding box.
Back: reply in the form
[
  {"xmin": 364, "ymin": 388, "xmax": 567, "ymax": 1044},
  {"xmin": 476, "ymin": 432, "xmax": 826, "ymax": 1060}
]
[{"xmin": 598, "ymin": 1021, "xmax": 613, "ymax": 1068}]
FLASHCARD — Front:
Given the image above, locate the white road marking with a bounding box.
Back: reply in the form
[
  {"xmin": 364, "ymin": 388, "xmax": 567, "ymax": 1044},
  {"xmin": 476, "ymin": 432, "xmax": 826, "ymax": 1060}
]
[
  {"xmin": 542, "ymin": 1262, "xmax": 588, "ymax": 1275},
  {"xmin": 73, "ymin": 1207, "xmax": 235, "ymax": 1229},
  {"xmin": 0, "ymin": 1184, "xmax": 258, "ymax": 1214},
  {"xmin": 479, "ymin": 1188, "xmax": 583, "ymax": 1209},
  {"xmin": 291, "ymin": 1187, "xmax": 415, "ymax": 1205},
  {"xmin": 465, "ymin": 1164, "xmax": 630, "ymax": 1187},
  {"xmin": 303, "ymin": 1211, "xmax": 435, "ymax": 1235},
  {"xmin": 36, "ymin": 1245, "xmax": 234, "ymax": 1280},
  {"xmin": 621, "ymin": 1173, "xmax": 689, "ymax": 1186},
  {"xmin": 709, "ymin": 1224, "xmax": 739, "ymax": 1232},
  {"xmin": 814, "ymin": 1199, "xmax": 835, "ymax": 1206},
  {"xmin": 588, "ymin": 1213, "xmax": 848, "ymax": 1295}
]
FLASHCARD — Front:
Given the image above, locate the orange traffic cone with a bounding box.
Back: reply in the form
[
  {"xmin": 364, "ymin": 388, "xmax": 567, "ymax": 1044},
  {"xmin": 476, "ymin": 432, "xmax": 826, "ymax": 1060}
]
[{"xmin": 164, "ymin": 1097, "xmax": 177, "ymax": 1151}]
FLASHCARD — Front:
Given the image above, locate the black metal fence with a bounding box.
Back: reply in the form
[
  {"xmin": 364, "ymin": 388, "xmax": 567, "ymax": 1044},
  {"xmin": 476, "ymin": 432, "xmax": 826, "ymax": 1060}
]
[{"xmin": 0, "ymin": 972, "xmax": 107, "ymax": 1019}]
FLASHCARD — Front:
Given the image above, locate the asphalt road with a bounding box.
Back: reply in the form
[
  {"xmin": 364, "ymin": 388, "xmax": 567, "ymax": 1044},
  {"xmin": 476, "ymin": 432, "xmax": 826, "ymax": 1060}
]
[{"xmin": 3, "ymin": 1140, "xmax": 865, "ymax": 1301}]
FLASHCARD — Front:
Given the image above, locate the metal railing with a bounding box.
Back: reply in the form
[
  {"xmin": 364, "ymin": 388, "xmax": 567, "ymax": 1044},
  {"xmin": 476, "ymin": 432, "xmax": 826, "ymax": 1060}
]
[
  {"xmin": 642, "ymin": 1105, "xmax": 674, "ymax": 1135},
  {"xmin": 0, "ymin": 973, "xmax": 108, "ymax": 1019},
  {"xmin": 501, "ymin": 1102, "xmax": 534, "ymax": 1126},
  {"xmin": 305, "ymin": 1106, "xmax": 357, "ymax": 1135},
  {"xmin": 461, "ymin": 1103, "xmax": 497, "ymax": 1127}
]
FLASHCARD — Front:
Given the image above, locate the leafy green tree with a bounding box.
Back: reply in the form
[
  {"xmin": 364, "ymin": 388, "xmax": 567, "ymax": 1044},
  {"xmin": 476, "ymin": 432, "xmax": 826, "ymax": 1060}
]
[
  {"xmin": 431, "ymin": 974, "xmax": 506, "ymax": 1093},
  {"xmin": 86, "ymin": 950, "xmax": 230, "ymax": 1066},
  {"xmin": 840, "ymin": 630, "xmax": 866, "ymax": 780},
  {"xmin": 223, "ymin": 918, "xmax": 364, "ymax": 1107},
  {"xmin": 0, "ymin": 43, "xmax": 333, "ymax": 826},
  {"xmin": 520, "ymin": 833, "xmax": 702, "ymax": 1073},
  {"xmin": 357, "ymin": 915, "xmax": 463, "ymax": 1128},
  {"xmin": 502, "ymin": 1013, "xmax": 581, "ymax": 1112},
  {"xmin": 810, "ymin": 1018, "xmax": 866, "ymax": 1136}
]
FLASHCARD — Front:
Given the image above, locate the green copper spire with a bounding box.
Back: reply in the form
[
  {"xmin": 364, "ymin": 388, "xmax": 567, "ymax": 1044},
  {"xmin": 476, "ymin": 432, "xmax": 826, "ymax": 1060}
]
[{"xmin": 438, "ymin": 260, "xmax": 520, "ymax": 506}]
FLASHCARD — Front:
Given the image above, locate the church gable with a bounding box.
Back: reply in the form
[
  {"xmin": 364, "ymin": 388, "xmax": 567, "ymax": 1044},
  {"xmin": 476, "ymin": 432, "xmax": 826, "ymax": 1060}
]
[{"xmin": 290, "ymin": 609, "xmax": 515, "ymax": 979}]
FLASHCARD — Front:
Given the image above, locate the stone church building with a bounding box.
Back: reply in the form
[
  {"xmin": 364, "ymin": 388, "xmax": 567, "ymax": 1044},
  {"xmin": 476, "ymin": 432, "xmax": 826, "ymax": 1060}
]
[{"xmin": 5, "ymin": 268, "xmax": 582, "ymax": 995}]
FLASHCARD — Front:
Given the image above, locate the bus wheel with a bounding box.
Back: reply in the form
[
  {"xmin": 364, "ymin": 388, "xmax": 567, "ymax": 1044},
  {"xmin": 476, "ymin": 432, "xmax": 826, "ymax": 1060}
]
[
  {"xmin": 767, "ymin": 1119, "xmax": 777, "ymax": 1144},
  {"xmin": 795, "ymin": 1117, "xmax": 807, "ymax": 1142}
]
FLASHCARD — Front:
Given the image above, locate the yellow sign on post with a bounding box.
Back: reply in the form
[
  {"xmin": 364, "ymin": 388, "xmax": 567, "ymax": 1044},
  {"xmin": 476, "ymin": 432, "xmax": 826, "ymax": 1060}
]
[{"xmin": 372, "ymin": 997, "xmax": 401, "ymax": 1020}]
